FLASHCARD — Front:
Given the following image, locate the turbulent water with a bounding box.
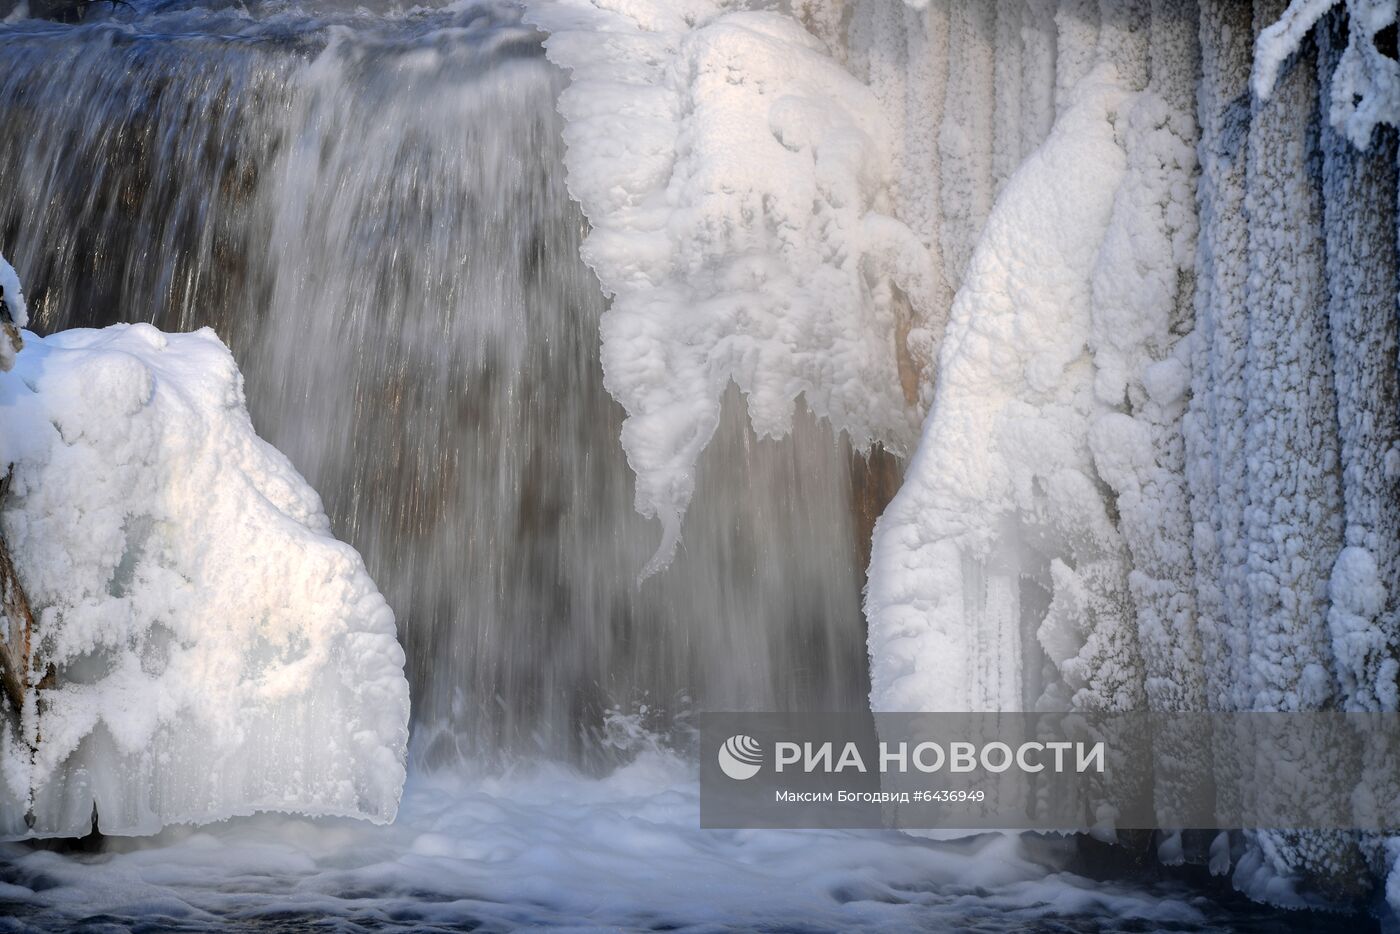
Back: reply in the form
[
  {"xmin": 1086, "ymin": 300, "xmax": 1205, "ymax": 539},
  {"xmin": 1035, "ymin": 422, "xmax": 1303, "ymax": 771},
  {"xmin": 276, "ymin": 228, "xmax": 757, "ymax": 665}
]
[
  {"xmin": 0, "ymin": 0, "xmax": 872, "ymax": 768},
  {"xmin": 0, "ymin": 751, "xmax": 1374, "ymax": 933}
]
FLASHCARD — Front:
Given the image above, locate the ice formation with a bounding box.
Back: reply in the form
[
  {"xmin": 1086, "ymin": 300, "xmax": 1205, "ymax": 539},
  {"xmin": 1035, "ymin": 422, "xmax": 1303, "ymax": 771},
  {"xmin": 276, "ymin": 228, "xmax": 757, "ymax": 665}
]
[
  {"xmin": 861, "ymin": 1, "xmax": 1202, "ymax": 719},
  {"xmin": 523, "ymin": 0, "xmax": 936, "ymax": 577},
  {"xmin": 852, "ymin": 0, "xmax": 1397, "ymax": 907},
  {"xmin": 1253, "ymin": 0, "xmax": 1400, "ymax": 149},
  {"xmin": 0, "ymin": 311, "xmax": 409, "ymax": 836},
  {"xmin": 865, "ymin": 63, "xmax": 1139, "ymax": 713},
  {"xmin": 0, "ymin": 252, "xmax": 25, "ymax": 372},
  {"xmin": 531, "ymin": 0, "xmax": 1400, "ymax": 910}
]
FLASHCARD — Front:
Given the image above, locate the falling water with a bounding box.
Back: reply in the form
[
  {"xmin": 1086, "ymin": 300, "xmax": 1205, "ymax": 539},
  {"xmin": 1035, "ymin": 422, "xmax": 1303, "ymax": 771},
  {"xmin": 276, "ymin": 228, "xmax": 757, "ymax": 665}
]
[{"xmin": 0, "ymin": 0, "xmax": 873, "ymax": 768}]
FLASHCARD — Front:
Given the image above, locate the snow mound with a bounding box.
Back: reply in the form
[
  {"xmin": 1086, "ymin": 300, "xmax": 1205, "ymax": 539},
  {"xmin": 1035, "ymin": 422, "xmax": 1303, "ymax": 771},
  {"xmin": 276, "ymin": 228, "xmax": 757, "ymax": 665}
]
[
  {"xmin": 524, "ymin": 0, "xmax": 935, "ymax": 577},
  {"xmin": 0, "ymin": 323, "xmax": 409, "ymax": 837}
]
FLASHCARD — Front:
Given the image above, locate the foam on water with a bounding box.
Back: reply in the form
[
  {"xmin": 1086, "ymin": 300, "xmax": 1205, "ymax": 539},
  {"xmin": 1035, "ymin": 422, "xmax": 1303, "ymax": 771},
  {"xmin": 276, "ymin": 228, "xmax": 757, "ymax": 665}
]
[{"xmin": 0, "ymin": 751, "xmax": 1339, "ymax": 932}]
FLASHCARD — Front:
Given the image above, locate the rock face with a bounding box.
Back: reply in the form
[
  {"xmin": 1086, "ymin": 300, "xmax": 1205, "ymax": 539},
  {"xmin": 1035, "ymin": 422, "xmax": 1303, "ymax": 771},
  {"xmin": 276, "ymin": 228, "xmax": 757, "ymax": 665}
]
[{"xmin": 0, "ymin": 473, "xmax": 39, "ymax": 719}]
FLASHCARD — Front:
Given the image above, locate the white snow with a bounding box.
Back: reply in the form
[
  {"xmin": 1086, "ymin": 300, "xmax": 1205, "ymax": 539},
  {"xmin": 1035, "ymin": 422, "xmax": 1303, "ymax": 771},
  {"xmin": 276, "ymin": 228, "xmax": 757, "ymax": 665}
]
[
  {"xmin": 1329, "ymin": 547, "xmax": 1393, "ymax": 704},
  {"xmin": 865, "ymin": 63, "xmax": 1141, "ymax": 714},
  {"xmin": 523, "ymin": 0, "xmax": 935, "ymax": 577},
  {"xmin": 0, "ymin": 320, "xmax": 410, "ymax": 837}
]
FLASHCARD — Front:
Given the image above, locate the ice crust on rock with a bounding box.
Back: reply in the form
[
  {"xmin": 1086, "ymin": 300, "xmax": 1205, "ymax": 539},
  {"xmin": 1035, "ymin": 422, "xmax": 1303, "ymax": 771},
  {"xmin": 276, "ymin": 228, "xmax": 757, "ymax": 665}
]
[{"xmin": 0, "ymin": 319, "xmax": 409, "ymax": 837}]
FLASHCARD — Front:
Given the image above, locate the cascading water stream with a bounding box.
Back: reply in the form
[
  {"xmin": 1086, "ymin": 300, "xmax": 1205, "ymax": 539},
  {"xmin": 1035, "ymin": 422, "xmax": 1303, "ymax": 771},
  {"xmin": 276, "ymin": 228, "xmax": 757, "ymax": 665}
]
[{"xmin": 0, "ymin": 0, "xmax": 873, "ymax": 769}]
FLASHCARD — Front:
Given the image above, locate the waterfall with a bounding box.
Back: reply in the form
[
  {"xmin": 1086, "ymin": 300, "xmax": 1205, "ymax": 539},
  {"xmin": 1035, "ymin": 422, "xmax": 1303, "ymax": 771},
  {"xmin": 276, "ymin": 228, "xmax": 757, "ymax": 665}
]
[
  {"xmin": 4, "ymin": 0, "xmax": 1400, "ymax": 920},
  {"xmin": 0, "ymin": 0, "xmax": 874, "ymax": 768}
]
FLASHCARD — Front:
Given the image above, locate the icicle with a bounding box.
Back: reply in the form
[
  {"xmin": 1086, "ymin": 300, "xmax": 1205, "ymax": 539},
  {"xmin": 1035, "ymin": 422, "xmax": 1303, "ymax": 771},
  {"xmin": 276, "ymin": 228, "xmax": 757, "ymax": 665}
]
[
  {"xmin": 1096, "ymin": 0, "xmax": 1153, "ymax": 90},
  {"xmin": 900, "ymin": 0, "xmax": 954, "ymax": 399},
  {"xmin": 1183, "ymin": 8, "xmax": 1249, "ymax": 855},
  {"xmin": 1020, "ymin": 0, "xmax": 1060, "ymax": 160},
  {"xmin": 1087, "ymin": 0, "xmax": 1203, "ymax": 717},
  {"xmin": 1317, "ymin": 10, "xmax": 1400, "ymax": 715},
  {"xmin": 1243, "ymin": 0, "xmax": 1340, "ymax": 716},
  {"xmin": 1319, "ymin": 7, "xmax": 1400, "ymax": 902},
  {"xmin": 899, "ymin": 0, "xmax": 951, "ymax": 253},
  {"xmin": 1055, "ymin": 0, "xmax": 1102, "ymax": 115},
  {"xmin": 1239, "ymin": 0, "xmax": 1367, "ymax": 898},
  {"xmin": 1185, "ymin": 0, "xmax": 1255, "ymax": 716},
  {"xmin": 938, "ymin": 0, "xmax": 996, "ymax": 291},
  {"xmin": 1181, "ymin": 0, "xmax": 1260, "ymax": 722},
  {"xmin": 993, "ymin": 1, "xmax": 1028, "ymax": 192}
]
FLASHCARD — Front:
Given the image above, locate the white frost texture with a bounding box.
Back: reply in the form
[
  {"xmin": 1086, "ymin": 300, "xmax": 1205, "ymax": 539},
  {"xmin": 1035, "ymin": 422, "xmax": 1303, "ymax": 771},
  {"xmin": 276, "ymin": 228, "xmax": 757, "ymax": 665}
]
[
  {"xmin": 864, "ymin": 63, "xmax": 1146, "ymax": 714},
  {"xmin": 1254, "ymin": 0, "xmax": 1400, "ymax": 149},
  {"xmin": 842, "ymin": 0, "xmax": 1399, "ymax": 907},
  {"xmin": 0, "ymin": 321, "xmax": 410, "ymax": 837},
  {"xmin": 524, "ymin": 0, "xmax": 935, "ymax": 577},
  {"xmin": 857, "ymin": 0, "xmax": 1202, "ymax": 719}
]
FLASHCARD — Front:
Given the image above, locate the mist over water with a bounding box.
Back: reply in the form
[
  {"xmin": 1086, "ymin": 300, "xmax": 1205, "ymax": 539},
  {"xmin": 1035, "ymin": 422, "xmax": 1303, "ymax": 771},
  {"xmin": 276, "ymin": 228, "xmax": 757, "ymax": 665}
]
[{"xmin": 0, "ymin": 0, "xmax": 872, "ymax": 769}]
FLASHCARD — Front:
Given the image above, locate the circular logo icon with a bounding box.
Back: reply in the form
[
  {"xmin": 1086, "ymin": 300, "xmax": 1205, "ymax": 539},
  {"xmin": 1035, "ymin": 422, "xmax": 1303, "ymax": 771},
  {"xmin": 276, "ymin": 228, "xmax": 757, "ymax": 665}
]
[{"xmin": 718, "ymin": 734, "xmax": 763, "ymax": 780}]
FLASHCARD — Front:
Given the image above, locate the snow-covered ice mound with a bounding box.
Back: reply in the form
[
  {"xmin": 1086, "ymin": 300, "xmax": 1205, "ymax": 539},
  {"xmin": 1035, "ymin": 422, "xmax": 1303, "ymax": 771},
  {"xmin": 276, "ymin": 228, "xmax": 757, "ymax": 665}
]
[{"xmin": 0, "ymin": 323, "xmax": 410, "ymax": 837}]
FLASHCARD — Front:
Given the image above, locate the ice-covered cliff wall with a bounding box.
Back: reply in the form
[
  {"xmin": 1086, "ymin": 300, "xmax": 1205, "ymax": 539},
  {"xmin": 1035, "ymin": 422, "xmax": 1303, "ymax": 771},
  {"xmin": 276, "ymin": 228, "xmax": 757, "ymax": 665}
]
[
  {"xmin": 529, "ymin": 0, "xmax": 1397, "ymax": 723},
  {"xmin": 850, "ymin": 0, "xmax": 1399, "ymax": 906},
  {"xmin": 528, "ymin": 0, "xmax": 1400, "ymax": 909},
  {"xmin": 858, "ymin": 0, "xmax": 1205, "ymax": 717}
]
